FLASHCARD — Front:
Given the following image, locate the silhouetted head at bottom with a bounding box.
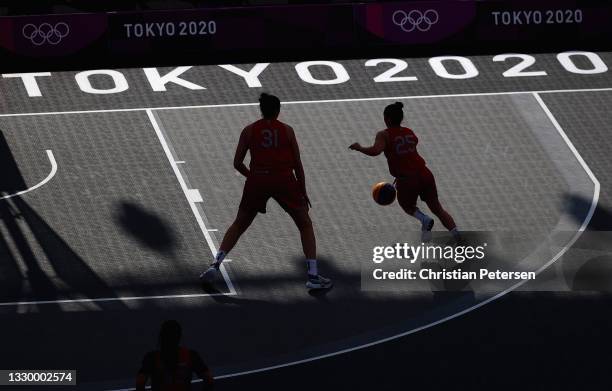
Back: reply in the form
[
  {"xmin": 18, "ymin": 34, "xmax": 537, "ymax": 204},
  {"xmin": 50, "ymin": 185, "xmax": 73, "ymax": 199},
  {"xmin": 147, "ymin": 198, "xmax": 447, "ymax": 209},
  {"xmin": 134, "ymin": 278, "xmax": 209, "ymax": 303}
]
[{"xmin": 158, "ymin": 320, "xmax": 182, "ymax": 369}]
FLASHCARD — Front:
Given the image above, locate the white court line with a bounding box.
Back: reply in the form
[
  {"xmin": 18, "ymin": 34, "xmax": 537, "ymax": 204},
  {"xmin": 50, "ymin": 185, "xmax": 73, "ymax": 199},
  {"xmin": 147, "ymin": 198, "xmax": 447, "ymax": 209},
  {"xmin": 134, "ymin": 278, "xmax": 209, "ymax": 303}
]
[
  {"xmin": 207, "ymin": 93, "xmax": 602, "ymax": 381},
  {"xmin": 533, "ymin": 92, "xmax": 600, "ymax": 190},
  {"xmin": 105, "ymin": 91, "xmax": 600, "ymax": 390},
  {"xmin": 0, "ymin": 150, "xmax": 57, "ymax": 200},
  {"xmin": 0, "ymin": 121, "xmax": 235, "ymax": 306},
  {"xmin": 0, "ymin": 87, "xmax": 610, "ymax": 118},
  {"xmin": 147, "ymin": 109, "xmax": 237, "ymax": 295}
]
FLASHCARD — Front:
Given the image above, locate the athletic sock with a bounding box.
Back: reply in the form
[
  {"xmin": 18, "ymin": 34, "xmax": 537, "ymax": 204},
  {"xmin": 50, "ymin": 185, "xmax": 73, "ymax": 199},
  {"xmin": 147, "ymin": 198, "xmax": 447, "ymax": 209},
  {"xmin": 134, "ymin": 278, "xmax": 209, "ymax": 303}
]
[
  {"xmin": 307, "ymin": 259, "xmax": 318, "ymax": 277},
  {"xmin": 412, "ymin": 209, "xmax": 432, "ymax": 229},
  {"xmin": 214, "ymin": 251, "xmax": 226, "ymax": 265}
]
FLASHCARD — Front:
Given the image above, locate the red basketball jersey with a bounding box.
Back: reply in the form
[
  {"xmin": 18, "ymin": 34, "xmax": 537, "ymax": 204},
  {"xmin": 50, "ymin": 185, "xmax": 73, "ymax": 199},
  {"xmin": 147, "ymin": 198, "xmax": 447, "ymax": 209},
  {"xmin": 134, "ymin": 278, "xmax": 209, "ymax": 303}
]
[
  {"xmin": 248, "ymin": 119, "xmax": 295, "ymax": 171},
  {"xmin": 383, "ymin": 126, "xmax": 426, "ymax": 177}
]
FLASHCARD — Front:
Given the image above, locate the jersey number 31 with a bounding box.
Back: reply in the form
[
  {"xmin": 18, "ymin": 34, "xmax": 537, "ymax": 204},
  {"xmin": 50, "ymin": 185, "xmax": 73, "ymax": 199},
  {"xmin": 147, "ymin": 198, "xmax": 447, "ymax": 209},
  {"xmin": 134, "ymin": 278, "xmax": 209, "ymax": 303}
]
[{"xmin": 261, "ymin": 129, "xmax": 279, "ymax": 148}]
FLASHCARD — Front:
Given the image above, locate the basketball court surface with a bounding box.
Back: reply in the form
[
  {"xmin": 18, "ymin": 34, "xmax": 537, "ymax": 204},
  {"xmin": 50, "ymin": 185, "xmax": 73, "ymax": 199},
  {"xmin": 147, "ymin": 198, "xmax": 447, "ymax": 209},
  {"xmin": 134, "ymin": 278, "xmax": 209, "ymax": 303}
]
[{"xmin": 0, "ymin": 51, "xmax": 610, "ymax": 390}]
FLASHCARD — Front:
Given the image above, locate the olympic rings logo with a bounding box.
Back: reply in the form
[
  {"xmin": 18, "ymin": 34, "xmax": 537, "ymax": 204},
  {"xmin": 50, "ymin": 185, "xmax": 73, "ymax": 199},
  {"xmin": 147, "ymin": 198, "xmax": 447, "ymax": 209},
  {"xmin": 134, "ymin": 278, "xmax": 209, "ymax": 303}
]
[
  {"xmin": 392, "ymin": 9, "xmax": 439, "ymax": 32},
  {"xmin": 22, "ymin": 22, "xmax": 70, "ymax": 46}
]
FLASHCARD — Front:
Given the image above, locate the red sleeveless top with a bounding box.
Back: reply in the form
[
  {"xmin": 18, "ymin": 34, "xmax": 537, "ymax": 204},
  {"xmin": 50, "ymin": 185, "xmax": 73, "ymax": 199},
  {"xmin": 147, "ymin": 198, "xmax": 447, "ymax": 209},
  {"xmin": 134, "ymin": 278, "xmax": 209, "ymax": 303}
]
[{"xmin": 248, "ymin": 119, "xmax": 295, "ymax": 171}]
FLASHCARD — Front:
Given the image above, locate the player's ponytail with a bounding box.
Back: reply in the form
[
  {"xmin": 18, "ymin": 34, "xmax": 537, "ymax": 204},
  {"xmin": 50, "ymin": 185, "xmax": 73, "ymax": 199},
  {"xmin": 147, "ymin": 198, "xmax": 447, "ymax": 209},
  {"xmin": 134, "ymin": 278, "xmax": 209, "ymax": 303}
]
[
  {"xmin": 384, "ymin": 102, "xmax": 404, "ymax": 126},
  {"xmin": 259, "ymin": 93, "xmax": 281, "ymax": 119}
]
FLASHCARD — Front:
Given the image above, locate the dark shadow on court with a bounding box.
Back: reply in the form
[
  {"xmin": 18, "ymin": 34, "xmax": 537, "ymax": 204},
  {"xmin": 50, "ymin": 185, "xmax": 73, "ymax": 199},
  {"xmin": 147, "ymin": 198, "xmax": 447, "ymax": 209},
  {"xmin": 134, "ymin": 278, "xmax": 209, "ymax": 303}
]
[
  {"xmin": 13, "ymin": 197, "xmax": 126, "ymax": 310},
  {"xmin": 0, "ymin": 129, "xmax": 124, "ymax": 311},
  {"xmin": 1, "ymin": 252, "xmax": 519, "ymax": 386},
  {"xmin": 0, "ymin": 201, "xmax": 60, "ymax": 309},
  {"xmin": 565, "ymin": 193, "xmax": 612, "ymax": 231},
  {"xmin": 114, "ymin": 201, "xmax": 177, "ymax": 254},
  {"xmin": 572, "ymin": 255, "xmax": 612, "ymax": 291},
  {"xmin": 563, "ymin": 193, "xmax": 612, "ymax": 290},
  {"xmin": 564, "ymin": 193, "xmax": 612, "ymax": 248},
  {"xmin": 0, "ymin": 218, "xmax": 24, "ymax": 300},
  {"xmin": 0, "ymin": 130, "xmax": 26, "ymax": 192},
  {"xmin": 200, "ymin": 282, "xmax": 266, "ymax": 306},
  {"xmin": 0, "ymin": 130, "xmax": 61, "ymax": 311}
]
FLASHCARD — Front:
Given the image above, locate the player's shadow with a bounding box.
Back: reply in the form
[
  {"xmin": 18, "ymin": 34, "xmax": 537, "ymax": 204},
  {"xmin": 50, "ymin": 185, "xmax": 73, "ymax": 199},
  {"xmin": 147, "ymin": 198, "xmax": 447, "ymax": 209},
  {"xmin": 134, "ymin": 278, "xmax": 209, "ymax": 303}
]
[
  {"xmin": 0, "ymin": 130, "xmax": 26, "ymax": 192},
  {"xmin": 0, "ymin": 130, "xmax": 60, "ymax": 312},
  {"xmin": 12, "ymin": 196, "xmax": 126, "ymax": 310},
  {"xmin": 0, "ymin": 129, "xmax": 124, "ymax": 312},
  {"xmin": 564, "ymin": 193, "xmax": 612, "ymax": 291},
  {"xmin": 114, "ymin": 201, "xmax": 177, "ymax": 254},
  {"xmin": 565, "ymin": 193, "xmax": 612, "ymax": 231},
  {"xmin": 0, "ymin": 200, "xmax": 61, "ymax": 311},
  {"xmin": 200, "ymin": 282, "xmax": 266, "ymax": 306}
]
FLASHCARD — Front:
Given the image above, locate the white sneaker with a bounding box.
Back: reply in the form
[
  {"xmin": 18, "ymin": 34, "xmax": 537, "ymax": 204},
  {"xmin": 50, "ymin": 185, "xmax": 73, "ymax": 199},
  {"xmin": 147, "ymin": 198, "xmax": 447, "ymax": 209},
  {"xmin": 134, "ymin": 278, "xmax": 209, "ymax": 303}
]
[
  {"xmin": 306, "ymin": 274, "xmax": 333, "ymax": 289},
  {"xmin": 199, "ymin": 263, "xmax": 220, "ymax": 283},
  {"xmin": 421, "ymin": 217, "xmax": 434, "ymax": 243}
]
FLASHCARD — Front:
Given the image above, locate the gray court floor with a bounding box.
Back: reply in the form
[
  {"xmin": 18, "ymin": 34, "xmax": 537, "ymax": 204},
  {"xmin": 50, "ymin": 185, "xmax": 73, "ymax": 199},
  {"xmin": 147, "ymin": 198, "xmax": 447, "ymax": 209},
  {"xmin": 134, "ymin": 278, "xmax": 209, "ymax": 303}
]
[
  {"xmin": 0, "ymin": 111, "xmax": 232, "ymax": 304},
  {"xmin": 155, "ymin": 93, "xmax": 594, "ymax": 296},
  {"xmin": 0, "ymin": 52, "xmax": 609, "ymax": 390}
]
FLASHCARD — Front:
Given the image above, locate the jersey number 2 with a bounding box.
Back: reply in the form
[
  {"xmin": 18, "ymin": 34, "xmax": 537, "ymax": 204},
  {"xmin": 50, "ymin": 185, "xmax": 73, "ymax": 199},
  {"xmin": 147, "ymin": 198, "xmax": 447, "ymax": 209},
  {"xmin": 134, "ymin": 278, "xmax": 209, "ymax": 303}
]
[{"xmin": 394, "ymin": 135, "xmax": 416, "ymax": 155}]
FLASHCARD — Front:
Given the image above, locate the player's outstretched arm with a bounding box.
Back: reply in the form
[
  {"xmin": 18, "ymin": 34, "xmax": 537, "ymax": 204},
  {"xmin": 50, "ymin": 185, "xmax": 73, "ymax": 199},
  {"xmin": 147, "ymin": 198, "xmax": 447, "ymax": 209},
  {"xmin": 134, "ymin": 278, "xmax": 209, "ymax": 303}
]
[
  {"xmin": 233, "ymin": 126, "xmax": 251, "ymax": 178},
  {"xmin": 288, "ymin": 126, "xmax": 311, "ymax": 207},
  {"xmin": 349, "ymin": 131, "xmax": 386, "ymax": 156}
]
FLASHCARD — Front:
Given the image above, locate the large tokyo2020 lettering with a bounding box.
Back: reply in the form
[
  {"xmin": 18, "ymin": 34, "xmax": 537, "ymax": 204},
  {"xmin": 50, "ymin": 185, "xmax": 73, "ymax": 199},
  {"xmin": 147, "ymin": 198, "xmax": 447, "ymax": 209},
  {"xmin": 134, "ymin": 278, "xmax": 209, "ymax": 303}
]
[{"xmin": 0, "ymin": 52, "xmax": 608, "ymax": 98}]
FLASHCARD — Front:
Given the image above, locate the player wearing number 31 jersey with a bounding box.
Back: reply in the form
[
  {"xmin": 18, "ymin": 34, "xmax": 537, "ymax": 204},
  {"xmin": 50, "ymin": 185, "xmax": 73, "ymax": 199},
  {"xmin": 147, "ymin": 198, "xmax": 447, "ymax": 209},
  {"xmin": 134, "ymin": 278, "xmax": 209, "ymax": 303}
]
[
  {"xmin": 349, "ymin": 102, "xmax": 460, "ymax": 242},
  {"xmin": 200, "ymin": 93, "xmax": 331, "ymax": 290}
]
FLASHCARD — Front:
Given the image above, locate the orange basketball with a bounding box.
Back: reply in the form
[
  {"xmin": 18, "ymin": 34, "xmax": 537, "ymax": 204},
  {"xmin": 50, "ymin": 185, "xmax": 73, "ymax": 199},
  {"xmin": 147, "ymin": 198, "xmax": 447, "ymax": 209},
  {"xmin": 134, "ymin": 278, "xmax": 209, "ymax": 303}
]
[{"xmin": 372, "ymin": 182, "xmax": 396, "ymax": 205}]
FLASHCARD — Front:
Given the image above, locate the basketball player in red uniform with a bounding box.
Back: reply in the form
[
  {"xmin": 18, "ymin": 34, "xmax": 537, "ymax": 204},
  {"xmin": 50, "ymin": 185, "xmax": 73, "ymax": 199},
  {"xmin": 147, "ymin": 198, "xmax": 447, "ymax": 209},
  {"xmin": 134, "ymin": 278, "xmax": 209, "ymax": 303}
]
[
  {"xmin": 200, "ymin": 93, "xmax": 331, "ymax": 289},
  {"xmin": 349, "ymin": 102, "xmax": 459, "ymax": 242}
]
